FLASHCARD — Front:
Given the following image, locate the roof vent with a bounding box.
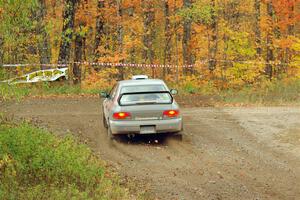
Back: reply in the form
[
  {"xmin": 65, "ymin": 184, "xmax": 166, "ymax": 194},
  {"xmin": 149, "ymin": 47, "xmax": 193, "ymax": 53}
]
[{"xmin": 132, "ymin": 75, "xmax": 148, "ymax": 80}]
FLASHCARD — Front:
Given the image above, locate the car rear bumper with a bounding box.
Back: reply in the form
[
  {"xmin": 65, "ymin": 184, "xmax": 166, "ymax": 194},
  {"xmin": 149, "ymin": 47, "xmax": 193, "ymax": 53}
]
[{"xmin": 109, "ymin": 118, "xmax": 183, "ymax": 135}]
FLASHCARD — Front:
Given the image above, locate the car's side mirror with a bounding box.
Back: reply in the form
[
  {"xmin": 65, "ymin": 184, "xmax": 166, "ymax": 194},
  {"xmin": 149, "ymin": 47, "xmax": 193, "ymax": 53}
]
[
  {"xmin": 100, "ymin": 91, "xmax": 110, "ymax": 98},
  {"xmin": 170, "ymin": 89, "xmax": 178, "ymax": 95}
]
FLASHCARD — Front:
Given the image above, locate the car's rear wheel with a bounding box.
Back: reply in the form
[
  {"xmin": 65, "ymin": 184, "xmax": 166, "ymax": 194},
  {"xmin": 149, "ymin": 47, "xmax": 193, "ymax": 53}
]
[
  {"xmin": 102, "ymin": 115, "xmax": 108, "ymax": 129},
  {"xmin": 171, "ymin": 131, "xmax": 183, "ymax": 141},
  {"xmin": 106, "ymin": 122, "xmax": 115, "ymax": 140}
]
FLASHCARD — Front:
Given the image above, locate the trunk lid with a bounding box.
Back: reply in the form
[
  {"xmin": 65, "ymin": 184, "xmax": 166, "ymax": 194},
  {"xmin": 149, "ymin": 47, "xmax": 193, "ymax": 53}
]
[{"xmin": 121, "ymin": 104, "xmax": 173, "ymax": 121}]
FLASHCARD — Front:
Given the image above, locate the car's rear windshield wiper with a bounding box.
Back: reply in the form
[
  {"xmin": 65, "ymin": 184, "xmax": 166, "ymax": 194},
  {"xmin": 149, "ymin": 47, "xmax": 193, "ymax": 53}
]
[
  {"xmin": 122, "ymin": 100, "xmax": 169, "ymax": 105},
  {"xmin": 133, "ymin": 101, "xmax": 158, "ymax": 105}
]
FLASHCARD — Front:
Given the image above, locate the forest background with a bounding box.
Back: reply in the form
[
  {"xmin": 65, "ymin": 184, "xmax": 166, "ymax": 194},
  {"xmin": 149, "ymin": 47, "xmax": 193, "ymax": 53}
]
[{"xmin": 0, "ymin": 0, "xmax": 300, "ymax": 102}]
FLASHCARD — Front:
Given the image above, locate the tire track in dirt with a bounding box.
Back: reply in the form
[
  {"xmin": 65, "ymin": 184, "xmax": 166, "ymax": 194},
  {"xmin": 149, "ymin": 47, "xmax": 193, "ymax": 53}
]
[
  {"xmin": 182, "ymin": 108, "xmax": 300, "ymax": 200},
  {"xmin": 1, "ymin": 97, "xmax": 299, "ymax": 200}
]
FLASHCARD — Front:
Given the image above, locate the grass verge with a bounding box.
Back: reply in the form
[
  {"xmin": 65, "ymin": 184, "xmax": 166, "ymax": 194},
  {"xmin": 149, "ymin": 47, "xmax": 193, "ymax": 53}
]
[
  {"xmin": 0, "ymin": 82, "xmax": 100, "ymax": 102},
  {"xmin": 171, "ymin": 78, "xmax": 300, "ymax": 106},
  {"xmin": 0, "ymin": 120, "xmax": 130, "ymax": 200},
  {"xmin": 219, "ymin": 79, "xmax": 300, "ymax": 105},
  {"xmin": 1, "ymin": 78, "xmax": 299, "ymax": 105}
]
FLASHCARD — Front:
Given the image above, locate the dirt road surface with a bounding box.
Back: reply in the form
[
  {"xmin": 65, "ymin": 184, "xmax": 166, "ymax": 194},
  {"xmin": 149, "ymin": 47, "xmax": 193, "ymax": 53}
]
[{"xmin": 1, "ymin": 97, "xmax": 300, "ymax": 200}]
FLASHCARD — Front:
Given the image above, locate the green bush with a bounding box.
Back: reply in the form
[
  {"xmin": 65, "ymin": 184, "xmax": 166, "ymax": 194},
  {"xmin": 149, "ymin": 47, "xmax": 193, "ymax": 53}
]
[
  {"xmin": 0, "ymin": 122, "xmax": 129, "ymax": 200},
  {"xmin": 0, "ymin": 69, "xmax": 10, "ymax": 81},
  {"xmin": 183, "ymin": 82, "xmax": 198, "ymax": 94},
  {"xmin": 0, "ymin": 84, "xmax": 31, "ymax": 101}
]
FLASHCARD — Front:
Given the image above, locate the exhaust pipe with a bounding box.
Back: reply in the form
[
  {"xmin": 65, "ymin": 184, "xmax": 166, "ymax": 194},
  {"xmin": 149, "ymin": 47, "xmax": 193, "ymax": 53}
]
[{"xmin": 127, "ymin": 134, "xmax": 136, "ymax": 139}]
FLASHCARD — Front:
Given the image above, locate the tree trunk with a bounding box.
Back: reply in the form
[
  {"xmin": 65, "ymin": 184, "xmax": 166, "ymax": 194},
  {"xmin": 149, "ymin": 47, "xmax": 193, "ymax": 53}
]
[
  {"xmin": 284, "ymin": 3, "xmax": 295, "ymax": 74},
  {"xmin": 265, "ymin": 1, "xmax": 275, "ymax": 80},
  {"xmin": 254, "ymin": 0, "xmax": 262, "ymax": 57},
  {"xmin": 58, "ymin": 0, "xmax": 78, "ymax": 64},
  {"xmin": 182, "ymin": 0, "xmax": 192, "ymax": 74},
  {"xmin": 175, "ymin": 22, "xmax": 180, "ymax": 83},
  {"xmin": 208, "ymin": 0, "xmax": 218, "ymax": 72},
  {"xmin": 142, "ymin": 0, "xmax": 155, "ymax": 77},
  {"xmin": 221, "ymin": 1, "xmax": 228, "ymax": 82},
  {"xmin": 117, "ymin": 0, "xmax": 124, "ymax": 80},
  {"xmin": 93, "ymin": 0, "xmax": 105, "ymax": 61},
  {"xmin": 129, "ymin": 7, "xmax": 136, "ymax": 64},
  {"xmin": 288, "ymin": 5, "xmax": 295, "ymax": 36},
  {"xmin": 163, "ymin": 0, "xmax": 172, "ymax": 78},
  {"xmin": 36, "ymin": 0, "xmax": 51, "ymax": 69},
  {"xmin": 73, "ymin": 30, "xmax": 85, "ymax": 84}
]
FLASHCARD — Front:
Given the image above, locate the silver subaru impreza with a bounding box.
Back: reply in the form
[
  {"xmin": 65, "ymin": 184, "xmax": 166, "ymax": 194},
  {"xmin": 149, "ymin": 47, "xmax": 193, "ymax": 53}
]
[{"xmin": 100, "ymin": 75, "xmax": 183, "ymax": 139}]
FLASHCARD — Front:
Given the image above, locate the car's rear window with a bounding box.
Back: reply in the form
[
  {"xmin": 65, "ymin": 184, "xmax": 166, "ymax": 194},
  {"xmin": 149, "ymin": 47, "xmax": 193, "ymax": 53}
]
[
  {"xmin": 119, "ymin": 92, "xmax": 172, "ymax": 105},
  {"xmin": 120, "ymin": 85, "xmax": 166, "ymax": 93}
]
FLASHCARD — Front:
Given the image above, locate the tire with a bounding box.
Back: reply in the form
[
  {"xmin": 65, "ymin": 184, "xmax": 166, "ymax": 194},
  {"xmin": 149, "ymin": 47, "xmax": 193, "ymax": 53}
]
[
  {"xmin": 102, "ymin": 115, "xmax": 108, "ymax": 129},
  {"xmin": 172, "ymin": 131, "xmax": 183, "ymax": 141},
  {"xmin": 106, "ymin": 126, "xmax": 116, "ymax": 147},
  {"xmin": 106, "ymin": 123, "xmax": 115, "ymax": 140}
]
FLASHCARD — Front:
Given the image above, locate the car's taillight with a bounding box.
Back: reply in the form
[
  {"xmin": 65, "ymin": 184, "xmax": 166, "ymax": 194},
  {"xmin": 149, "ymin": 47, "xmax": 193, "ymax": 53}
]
[
  {"xmin": 163, "ymin": 110, "xmax": 179, "ymax": 118},
  {"xmin": 113, "ymin": 112, "xmax": 131, "ymax": 119}
]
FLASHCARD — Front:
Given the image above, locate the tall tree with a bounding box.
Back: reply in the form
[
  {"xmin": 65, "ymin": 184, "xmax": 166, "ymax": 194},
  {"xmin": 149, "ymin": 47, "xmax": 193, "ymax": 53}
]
[
  {"xmin": 273, "ymin": 0, "xmax": 299, "ymax": 74},
  {"xmin": 182, "ymin": 0, "xmax": 192, "ymax": 74},
  {"xmin": 73, "ymin": 0, "xmax": 95, "ymax": 83},
  {"xmin": 94, "ymin": 0, "xmax": 105, "ymax": 61},
  {"xmin": 287, "ymin": 1, "xmax": 295, "ymax": 35},
  {"xmin": 254, "ymin": 0, "xmax": 262, "ymax": 57},
  {"xmin": 163, "ymin": 0, "xmax": 172, "ymax": 77},
  {"xmin": 208, "ymin": 0, "xmax": 218, "ymax": 72},
  {"xmin": 127, "ymin": 1, "xmax": 137, "ymax": 64},
  {"xmin": 142, "ymin": 0, "xmax": 155, "ymax": 76},
  {"xmin": 284, "ymin": 1, "xmax": 295, "ymax": 73},
  {"xmin": 58, "ymin": 0, "xmax": 78, "ymax": 64},
  {"xmin": 73, "ymin": 24, "xmax": 85, "ymax": 84},
  {"xmin": 265, "ymin": 0, "xmax": 275, "ymax": 79},
  {"xmin": 117, "ymin": 0, "xmax": 123, "ymax": 56},
  {"xmin": 117, "ymin": 0, "xmax": 124, "ymax": 80},
  {"xmin": 36, "ymin": 0, "xmax": 51, "ymax": 68}
]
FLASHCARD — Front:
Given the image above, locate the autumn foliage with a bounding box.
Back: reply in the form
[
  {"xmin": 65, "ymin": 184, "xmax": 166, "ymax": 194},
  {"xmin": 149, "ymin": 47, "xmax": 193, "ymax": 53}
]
[{"xmin": 0, "ymin": 0, "xmax": 299, "ymax": 90}]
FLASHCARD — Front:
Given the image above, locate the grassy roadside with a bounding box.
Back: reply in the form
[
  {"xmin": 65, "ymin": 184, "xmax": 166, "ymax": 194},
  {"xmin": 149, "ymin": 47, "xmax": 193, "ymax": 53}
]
[
  {"xmin": 1, "ymin": 78, "xmax": 299, "ymax": 105},
  {"xmin": 0, "ymin": 119, "xmax": 132, "ymax": 200},
  {"xmin": 172, "ymin": 78, "xmax": 300, "ymax": 106},
  {"xmin": 0, "ymin": 82, "xmax": 99, "ymax": 102},
  {"xmin": 218, "ymin": 79, "xmax": 300, "ymax": 105}
]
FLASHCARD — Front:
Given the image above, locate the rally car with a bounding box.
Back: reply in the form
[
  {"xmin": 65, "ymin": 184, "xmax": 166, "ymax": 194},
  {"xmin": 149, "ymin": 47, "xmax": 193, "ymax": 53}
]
[{"xmin": 100, "ymin": 75, "xmax": 183, "ymax": 139}]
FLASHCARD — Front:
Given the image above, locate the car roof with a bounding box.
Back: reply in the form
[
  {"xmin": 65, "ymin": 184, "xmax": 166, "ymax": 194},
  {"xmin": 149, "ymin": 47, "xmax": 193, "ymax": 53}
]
[{"xmin": 118, "ymin": 79, "xmax": 166, "ymax": 87}]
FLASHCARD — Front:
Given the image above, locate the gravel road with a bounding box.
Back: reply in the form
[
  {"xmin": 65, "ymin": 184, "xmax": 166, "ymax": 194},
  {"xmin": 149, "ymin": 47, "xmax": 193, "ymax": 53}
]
[{"xmin": 1, "ymin": 97, "xmax": 300, "ymax": 200}]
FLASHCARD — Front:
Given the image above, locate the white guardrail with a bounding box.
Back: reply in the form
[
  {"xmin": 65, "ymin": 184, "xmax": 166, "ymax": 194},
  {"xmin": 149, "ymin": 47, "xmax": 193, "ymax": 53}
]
[{"xmin": 1, "ymin": 68, "xmax": 68, "ymax": 85}]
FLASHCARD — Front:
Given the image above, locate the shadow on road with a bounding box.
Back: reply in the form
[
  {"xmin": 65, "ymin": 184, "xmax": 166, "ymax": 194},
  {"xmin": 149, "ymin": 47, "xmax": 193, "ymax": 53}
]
[{"xmin": 113, "ymin": 133, "xmax": 183, "ymax": 146}]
